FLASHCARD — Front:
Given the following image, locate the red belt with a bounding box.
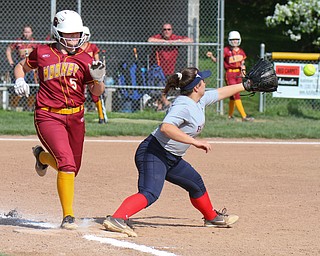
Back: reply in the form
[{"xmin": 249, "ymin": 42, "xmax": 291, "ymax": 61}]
[{"xmin": 41, "ymin": 105, "xmax": 84, "ymax": 115}]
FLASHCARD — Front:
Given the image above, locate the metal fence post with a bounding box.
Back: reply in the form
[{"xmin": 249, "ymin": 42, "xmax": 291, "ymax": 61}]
[
  {"xmin": 218, "ymin": 0, "xmax": 225, "ymax": 115},
  {"xmin": 259, "ymin": 43, "xmax": 265, "ymax": 112}
]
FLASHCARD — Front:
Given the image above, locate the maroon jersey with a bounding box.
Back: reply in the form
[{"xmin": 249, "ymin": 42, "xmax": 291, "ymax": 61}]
[
  {"xmin": 150, "ymin": 34, "xmax": 188, "ymax": 76},
  {"xmin": 82, "ymin": 42, "xmax": 99, "ymax": 59},
  {"xmin": 82, "ymin": 42, "xmax": 101, "ymax": 103},
  {"xmin": 10, "ymin": 37, "xmax": 38, "ymax": 59},
  {"xmin": 223, "ymin": 46, "xmax": 246, "ymax": 70},
  {"xmin": 26, "ymin": 43, "xmax": 94, "ymax": 109}
]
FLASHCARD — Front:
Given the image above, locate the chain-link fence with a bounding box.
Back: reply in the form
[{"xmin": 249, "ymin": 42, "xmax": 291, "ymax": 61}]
[{"xmin": 0, "ymin": 0, "xmax": 222, "ymax": 113}]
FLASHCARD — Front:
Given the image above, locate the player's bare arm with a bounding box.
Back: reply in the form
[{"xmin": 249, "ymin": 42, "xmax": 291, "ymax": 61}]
[
  {"xmin": 148, "ymin": 37, "xmax": 193, "ymax": 43},
  {"xmin": 6, "ymin": 46, "xmax": 14, "ymax": 66},
  {"xmin": 216, "ymin": 83, "xmax": 245, "ymax": 101},
  {"xmin": 206, "ymin": 51, "xmax": 217, "ymax": 62},
  {"xmin": 160, "ymin": 123, "xmax": 212, "ymax": 153},
  {"xmin": 175, "ymin": 37, "xmax": 193, "ymax": 43},
  {"xmin": 14, "ymin": 59, "xmax": 33, "ymax": 79},
  {"xmin": 241, "ymin": 61, "xmax": 246, "ymax": 76},
  {"xmin": 88, "ymin": 80, "xmax": 105, "ymax": 96},
  {"xmin": 147, "ymin": 37, "xmax": 167, "ymax": 43}
]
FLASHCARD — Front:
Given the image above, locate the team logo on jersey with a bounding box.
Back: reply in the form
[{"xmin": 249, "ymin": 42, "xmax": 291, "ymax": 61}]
[
  {"xmin": 42, "ymin": 54, "xmax": 50, "ymax": 58},
  {"xmin": 228, "ymin": 54, "xmax": 243, "ymax": 63},
  {"xmin": 197, "ymin": 125, "xmax": 204, "ymax": 133},
  {"xmin": 43, "ymin": 62, "xmax": 80, "ymax": 81}
]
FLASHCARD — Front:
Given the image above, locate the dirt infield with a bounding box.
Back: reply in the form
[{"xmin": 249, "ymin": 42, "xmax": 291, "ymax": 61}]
[{"xmin": 0, "ymin": 136, "xmax": 320, "ymax": 256}]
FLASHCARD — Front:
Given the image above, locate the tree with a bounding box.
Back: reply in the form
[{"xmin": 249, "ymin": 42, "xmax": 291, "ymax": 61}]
[{"xmin": 265, "ymin": 0, "xmax": 320, "ymax": 51}]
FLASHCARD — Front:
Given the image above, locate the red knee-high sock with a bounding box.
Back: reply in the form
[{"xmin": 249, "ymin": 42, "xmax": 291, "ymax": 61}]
[
  {"xmin": 113, "ymin": 193, "xmax": 148, "ymax": 220},
  {"xmin": 190, "ymin": 191, "xmax": 217, "ymax": 220}
]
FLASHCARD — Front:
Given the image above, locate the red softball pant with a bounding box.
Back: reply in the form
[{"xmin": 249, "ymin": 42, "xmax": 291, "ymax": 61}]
[
  {"xmin": 34, "ymin": 108, "xmax": 85, "ymax": 176},
  {"xmin": 225, "ymin": 71, "xmax": 242, "ymax": 100}
]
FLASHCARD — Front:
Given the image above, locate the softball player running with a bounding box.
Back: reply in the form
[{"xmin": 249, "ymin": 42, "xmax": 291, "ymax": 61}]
[
  {"xmin": 13, "ymin": 10, "xmax": 105, "ymax": 229},
  {"xmin": 103, "ymin": 67, "xmax": 245, "ymax": 237}
]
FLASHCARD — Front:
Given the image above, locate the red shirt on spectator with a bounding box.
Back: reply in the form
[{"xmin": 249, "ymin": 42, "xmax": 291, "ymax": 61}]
[
  {"xmin": 148, "ymin": 23, "xmax": 193, "ymax": 76},
  {"xmin": 150, "ymin": 34, "xmax": 189, "ymax": 76}
]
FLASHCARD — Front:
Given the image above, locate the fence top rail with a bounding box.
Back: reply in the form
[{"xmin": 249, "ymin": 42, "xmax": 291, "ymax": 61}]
[
  {"xmin": 0, "ymin": 84, "xmax": 217, "ymax": 91},
  {"xmin": 0, "ymin": 83, "xmax": 163, "ymax": 90},
  {"xmin": 0, "ymin": 40, "xmax": 218, "ymax": 46}
]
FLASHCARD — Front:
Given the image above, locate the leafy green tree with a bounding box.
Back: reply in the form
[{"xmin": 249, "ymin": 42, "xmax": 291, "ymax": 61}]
[{"xmin": 265, "ymin": 0, "xmax": 320, "ymax": 51}]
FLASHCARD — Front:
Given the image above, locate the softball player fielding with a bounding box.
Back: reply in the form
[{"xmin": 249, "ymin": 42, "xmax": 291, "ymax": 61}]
[
  {"xmin": 13, "ymin": 10, "xmax": 105, "ymax": 229},
  {"xmin": 103, "ymin": 67, "xmax": 244, "ymax": 237}
]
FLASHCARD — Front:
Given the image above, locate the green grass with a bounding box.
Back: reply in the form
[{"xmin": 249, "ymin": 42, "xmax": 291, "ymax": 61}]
[
  {"xmin": 202, "ymin": 115, "xmax": 320, "ymax": 139},
  {"xmin": 1, "ymin": 101, "xmax": 320, "ymax": 139}
]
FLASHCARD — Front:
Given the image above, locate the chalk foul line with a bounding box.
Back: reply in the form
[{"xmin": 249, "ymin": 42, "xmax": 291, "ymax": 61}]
[
  {"xmin": 83, "ymin": 234, "xmax": 178, "ymax": 256},
  {"xmin": 1, "ymin": 137, "xmax": 320, "ymax": 145}
]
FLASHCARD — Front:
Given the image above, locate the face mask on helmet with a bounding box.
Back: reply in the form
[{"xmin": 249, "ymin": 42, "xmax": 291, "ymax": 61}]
[
  {"xmin": 51, "ymin": 10, "xmax": 86, "ymax": 51},
  {"xmin": 228, "ymin": 31, "xmax": 241, "ymax": 47}
]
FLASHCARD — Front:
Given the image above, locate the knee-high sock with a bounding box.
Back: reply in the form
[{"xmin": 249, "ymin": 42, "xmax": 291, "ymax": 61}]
[
  {"xmin": 96, "ymin": 99, "xmax": 104, "ymax": 120},
  {"xmin": 113, "ymin": 193, "xmax": 148, "ymax": 220},
  {"xmin": 57, "ymin": 171, "xmax": 75, "ymax": 218},
  {"xmin": 228, "ymin": 99, "xmax": 235, "ymax": 117},
  {"xmin": 190, "ymin": 191, "xmax": 217, "ymax": 221},
  {"xmin": 234, "ymin": 99, "xmax": 247, "ymax": 118},
  {"xmin": 40, "ymin": 151, "xmax": 58, "ymax": 171}
]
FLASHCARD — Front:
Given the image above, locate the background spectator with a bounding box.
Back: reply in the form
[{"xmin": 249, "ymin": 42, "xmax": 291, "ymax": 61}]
[
  {"xmin": 148, "ymin": 23, "xmax": 193, "ymax": 111},
  {"xmin": 6, "ymin": 25, "xmax": 38, "ymax": 111}
]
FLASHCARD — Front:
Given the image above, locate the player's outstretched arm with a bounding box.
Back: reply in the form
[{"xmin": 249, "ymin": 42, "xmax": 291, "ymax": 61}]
[{"xmin": 217, "ymin": 83, "xmax": 244, "ymax": 100}]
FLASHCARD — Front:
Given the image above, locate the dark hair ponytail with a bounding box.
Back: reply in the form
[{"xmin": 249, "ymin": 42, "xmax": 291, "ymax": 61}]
[{"xmin": 163, "ymin": 67, "xmax": 198, "ymax": 95}]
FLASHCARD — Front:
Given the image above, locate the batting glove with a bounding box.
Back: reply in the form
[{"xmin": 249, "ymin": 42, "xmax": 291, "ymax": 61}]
[
  {"xmin": 14, "ymin": 77, "xmax": 30, "ymax": 97},
  {"xmin": 89, "ymin": 60, "xmax": 106, "ymax": 82}
]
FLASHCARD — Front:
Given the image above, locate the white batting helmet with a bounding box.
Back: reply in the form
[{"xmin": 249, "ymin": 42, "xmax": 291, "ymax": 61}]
[
  {"xmin": 83, "ymin": 26, "xmax": 91, "ymax": 42},
  {"xmin": 228, "ymin": 31, "xmax": 241, "ymax": 47},
  {"xmin": 51, "ymin": 10, "xmax": 85, "ymax": 50}
]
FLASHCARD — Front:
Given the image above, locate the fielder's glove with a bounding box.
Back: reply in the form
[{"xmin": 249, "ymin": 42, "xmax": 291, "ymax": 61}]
[
  {"xmin": 14, "ymin": 77, "xmax": 30, "ymax": 97},
  {"xmin": 89, "ymin": 60, "xmax": 106, "ymax": 82},
  {"xmin": 242, "ymin": 59, "xmax": 278, "ymax": 93}
]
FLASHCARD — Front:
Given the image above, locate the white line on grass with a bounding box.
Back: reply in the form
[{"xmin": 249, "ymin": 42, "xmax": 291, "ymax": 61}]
[
  {"xmin": 1, "ymin": 137, "xmax": 320, "ymax": 145},
  {"xmin": 83, "ymin": 234, "xmax": 177, "ymax": 256}
]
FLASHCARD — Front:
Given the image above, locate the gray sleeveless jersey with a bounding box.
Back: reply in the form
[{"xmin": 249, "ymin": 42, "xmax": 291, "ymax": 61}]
[{"xmin": 152, "ymin": 89, "xmax": 219, "ymax": 156}]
